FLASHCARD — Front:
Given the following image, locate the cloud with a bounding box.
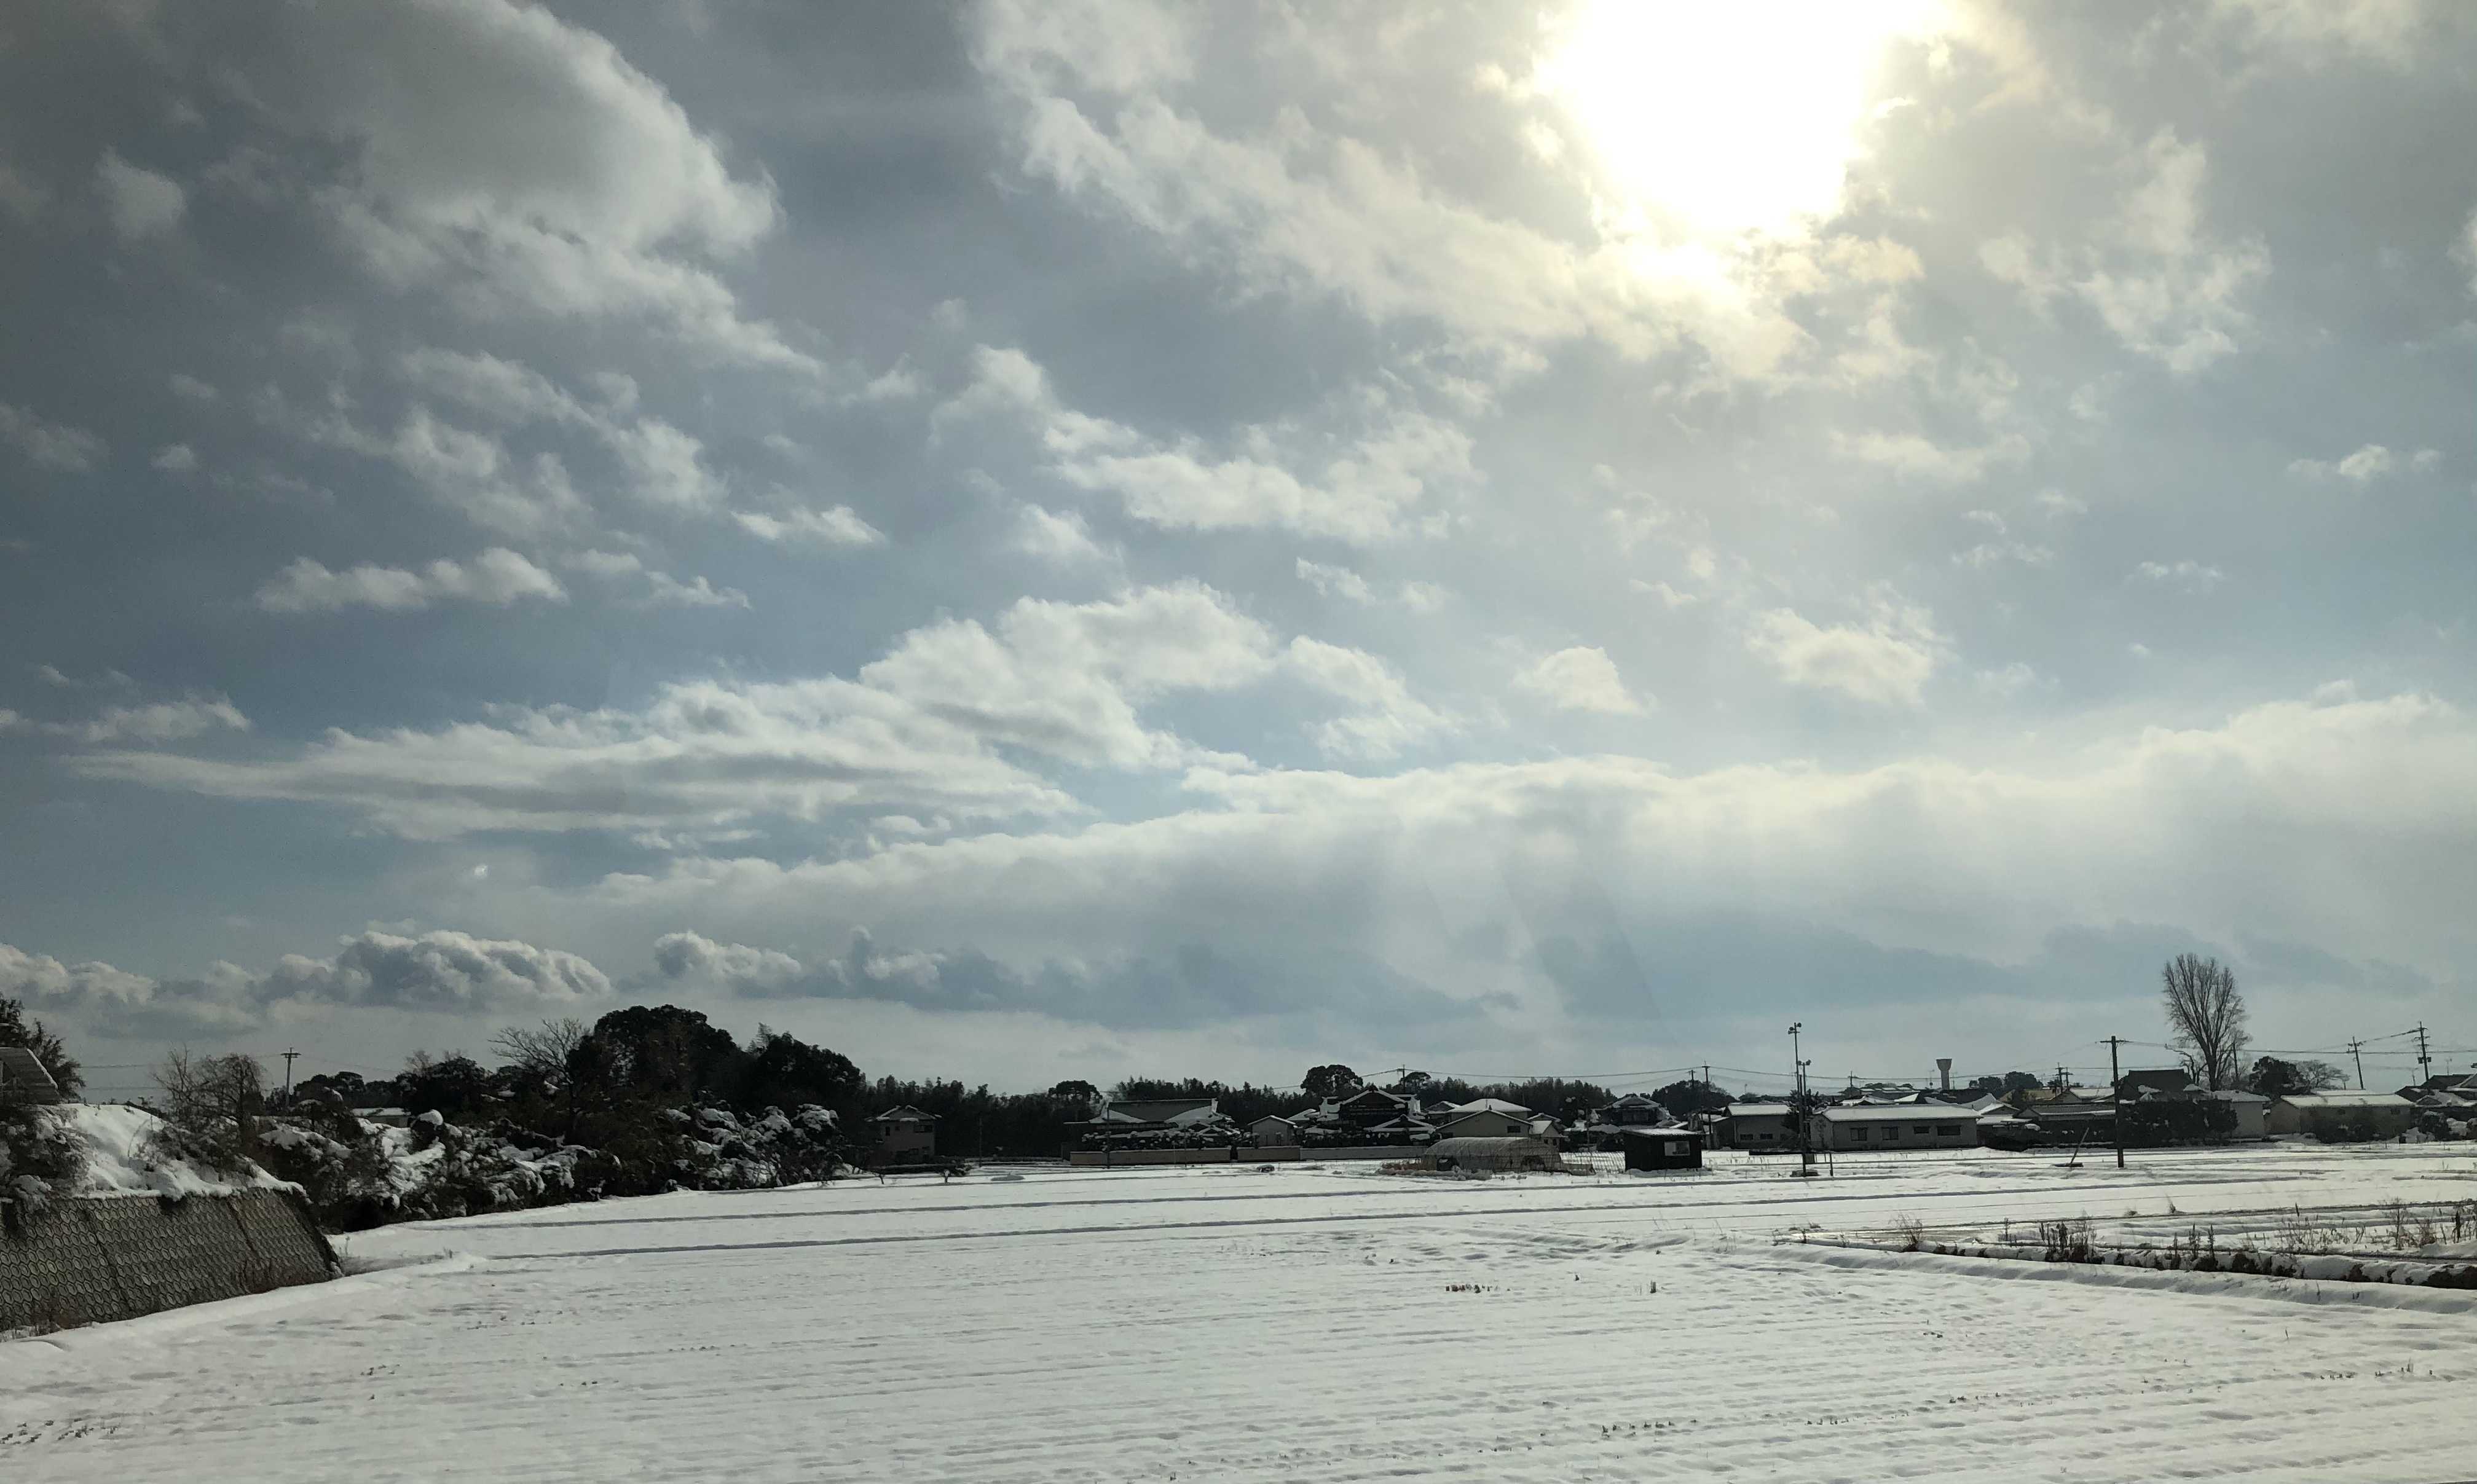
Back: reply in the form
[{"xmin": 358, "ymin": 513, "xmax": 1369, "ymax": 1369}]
[
  {"xmin": 82, "ymin": 583, "xmax": 1283, "ymax": 837},
  {"xmin": 733, "ymin": 506, "xmax": 884, "ymax": 549},
  {"xmin": 151, "ymin": 442, "xmax": 199, "ymax": 474},
  {"xmin": 1514, "ymin": 646, "xmax": 1648, "ymax": 715},
  {"xmin": 254, "ymin": 549, "xmax": 568, "ymax": 613},
  {"xmin": 1745, "ymin": 595, "xmax": 1947, "ymax": 706},
  {"xmin": 950, "ymin": 346, "xmax": 1475, "ymax": 543},
  {"xmin": 2132, "ymin": 558, "xmax": 2228, "ymax": 592},
  {"xmin": 2217, "ymin": 0, "xmax": 2433, "ymax": 68},
  {"xmin": 564, "ymin": 549, "xmax": 747, "ymax": 609},
  {"xmin": 1983, "ymin": 132, "xmax": 2268, "ymax": 374},
  {"xmin": 1296, "ymin": 559, "xmax": 1446, "ymax": 611},
  {"xmin": 1839, "ymin": 430, "xmax": 2031, "ymax": 485},
  {"xmin": 287, "ymin": 0, "xmax": 811, "ymax": 371},
  {"xmin": 59, "ymin": 697, "xmax": 251, "ymax": 745},
  {"xmin": 2287, "ymin": 443, "xmax": 2440, "ymax": 483},
  {"xmin": 1, "ymin": 928, "xmax": 612, "ymax": 1037},
  {"xmin": 578, "ymin": 690, "xmax": 2477, "ymax": 1042},
  {"xmin": 1011, "ymin": 504, "xmax": 1112, "ymax": 563},
  {"xmin": 1283, "ymin": 638, "xmax": 1452, "ymax": 760},
  {"xmin": 0, "ymin": 402, "xmax": 106, "ymax": 473},
  {"xmin": 95, "ymin": 150, "xmax": 184, "ymax": 240}
]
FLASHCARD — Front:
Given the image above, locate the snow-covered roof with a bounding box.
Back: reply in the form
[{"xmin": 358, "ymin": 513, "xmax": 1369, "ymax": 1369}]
[
  {"xmin": 1447, "ymin": 1097, "xmax": 1535, "ymax": 1116},
  {"xmin": 1725, "ymin": 1102, "xmax": 1794, "ymax": 1117},
  {"xmin": 2274, "ymin": 1091, "xmax": 2415, "ymax": 1109},
  {"xmin": 2203, "ymin": 1089, "xmax": 2269, "ymax": 1103},
  {"xmin": 872, "ymin": 1104, "xmax": 939, "ymax": 1123},
  {"xmin": 1617, "ymin": 1125, "xmax": 1704, "ymax": 1140},
  {"xmin": 1098, "ymin": 1098, "xmax": 1219, "ymax": 1125},
  {"xmin": 1821, "ymin": 1103, "xmax": 1979, "ymax": 1123},
  {"xmin": 1604, "ymin": 1093, "xmax": 1662, "ymax": 1107}
]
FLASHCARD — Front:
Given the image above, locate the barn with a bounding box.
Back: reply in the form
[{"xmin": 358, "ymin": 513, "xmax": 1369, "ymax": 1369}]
[
  {"xmin": 1618, "ymin": 1126, "xmax": 1704, "ymax": 1171},
  {"xmin": 1424, "ymin": 1136, "xmax": 1563, "ymax": 1173}
]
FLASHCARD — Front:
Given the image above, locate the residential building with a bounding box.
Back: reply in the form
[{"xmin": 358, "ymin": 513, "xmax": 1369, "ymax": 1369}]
[
  {"xmin": 869, "ymin": 1105, "xmax": 939, "ymax": 1160},
  {"xmin": 1813, "ymin": 1103, "xmax": 1980, "ymax": 1152},
  {"xmin": 2265, "ymin": 1091, "xmax": 2417, "ymax": 1140},
  {"xmin": 1095, "ymin": 1097, "xmax": 1223, "ymax": 1127},
  {"xmin": 1596, "ymin": 1093, "xmax": 1668, "ymax": 1127},
  {"xmin": 1714, "ymin": 1102, "xmax": 1796, "ymax": 1151},
  {"xmin": 2116, "ymin": 1069, "xmax": 2195, "ymax": 1100},
  {"xmin": 1249, "ymin": 1114, "xmax": 1298, "ymax": 1147},
  {"xmin": 1430, "ymin": 1107, "xmax": 1532, "ymax": 1141}
]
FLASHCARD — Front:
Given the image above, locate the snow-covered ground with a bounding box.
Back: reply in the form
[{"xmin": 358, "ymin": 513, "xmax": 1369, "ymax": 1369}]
[{"xmin": 7, "ymin": 1143, "xmax": 2477, "ymax": 1480}]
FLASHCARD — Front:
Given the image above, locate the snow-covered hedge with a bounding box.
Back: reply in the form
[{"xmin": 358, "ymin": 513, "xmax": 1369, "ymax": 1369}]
[{"xmin": 254, "ymin": 1101, "xmax": 849, "ymax": 1230}]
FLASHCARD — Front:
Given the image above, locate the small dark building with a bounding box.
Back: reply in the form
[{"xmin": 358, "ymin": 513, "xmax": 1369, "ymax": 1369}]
[{"xmin": 1619, "ymin": 1126, "xmax": 1704, "ymax": 1171}]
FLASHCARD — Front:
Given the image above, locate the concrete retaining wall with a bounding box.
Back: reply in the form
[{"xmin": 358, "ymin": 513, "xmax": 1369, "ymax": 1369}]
[
  {"xmin": 0, "ymin": 1189, "xmax": 336, "ymax": 1333},
  {"xmin": 1066, "ymin": 1144, "xmax": 1424, "ymax": 1167}
]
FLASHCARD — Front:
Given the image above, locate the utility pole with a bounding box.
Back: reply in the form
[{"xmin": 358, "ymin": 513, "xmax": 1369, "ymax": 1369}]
[
  {"xmin": 2105, "ymin": 1036, "xmax": 2125, "ymax": 1170},
  {"xmin": 2348, "ymin": 1039, "xmax": 2366, "ymax": 1089},
  {"xmin": 2416, "ymin": 1024, "xmax": 2432, "ymax": 1087},
  {"xmin": 1789, "ymin": 1023, "xmax": 1814, "ymax": 1178},
  {"xmin": 280, "ymin": 1047, "xmax": 301, "ymax": 1105}
]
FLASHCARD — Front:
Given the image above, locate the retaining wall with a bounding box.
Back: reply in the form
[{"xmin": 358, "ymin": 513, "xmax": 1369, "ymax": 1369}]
[{"xmin": 0, "ymin": 1189, "xmax": 337, "ymax": 1333}]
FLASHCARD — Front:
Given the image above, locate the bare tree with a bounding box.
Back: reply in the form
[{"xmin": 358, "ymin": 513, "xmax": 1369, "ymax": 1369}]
[
  {"xmin": 490, "ymin": 1017, "xmax": 588, "ymax": 1077},
  {"xmin": 152, "ymin": 1048, "xmax": 267, "ymax": 1168},
  {"xmin": 2161, "ymin": 954, "xmax": 2248, "ymax": 1091}
]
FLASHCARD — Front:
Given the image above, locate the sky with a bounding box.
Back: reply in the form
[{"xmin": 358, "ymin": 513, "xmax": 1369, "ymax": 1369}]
[{"xmin": 3, "ymin": 0, "xmax": 2476, "ymax": 1102}]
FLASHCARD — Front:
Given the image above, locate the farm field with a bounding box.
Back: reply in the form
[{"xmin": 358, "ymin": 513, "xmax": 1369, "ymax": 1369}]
[{"xmin": 6, "ymin": 1143, "xmax": 2477, "ymax": 1482}]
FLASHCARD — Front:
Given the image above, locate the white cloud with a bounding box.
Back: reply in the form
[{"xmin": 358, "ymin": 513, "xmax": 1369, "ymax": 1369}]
[
  {"xmin": 652, "ymin": 930, "xmax": 805, "ymax": 992},
  {"xmin": 1985, "ymin": 132, "xmax": 2268, "ymax": 374},
  {"xmin": 948, "ymin": 345, "xmax": 1475, "ymax": 543},
  {"xmin": 2132, "ymin": 559, "xmax": 2229, "ymax": 592},
  {"xmin": 1283, "ymin": 637, "xmax": 1452, "ymax": 760},
  {"xmin": 296, "ymin": 0, "xmax": 811, "ymax": 371},
  {"xmin": 2217, "ymin": 0, "xmax": 2432, "ymax": 68},
  {"xmin": 1514, "ymin": 646, "xmax": 1648, "ymax": 715},
  {"xmin": 0, "ymin": 402, "xmax": 106, "ymax": 473},
  {"xmin": 95, "ymin": 150, "xmax": 185, "ymax": 240},
  {"xmin": 0, "ymin": 928, "xmax": 611, "ymax": 1037},
  {"xmin": 734, "ymin": 506, "xmax": 885, "ymax": 549},
  {"xmin": 395, "ymin": 349, "xmax": 728, "ymax": 516},
  {"xmin": 255, "ymin": 549, "xmax": 569, "ymax": 613},
  {"xmin": 1839, "ymin": 430, "xmax": 2031, "ymax": 485},
  {"xmin": 1745, "ymin": 595, "xmax": 1947, "ymax": 706},
  {"xmin": 26, "ymin": 696, "xmax": 252, "ymax": 745},
  {"xmin": 565, "ymin": 551, "xmax": 750, "ymax": 610},
  {"xmin": 2288, "ymin": 443, "xmax": 2439, "ymax": 483},
  {"xmin": 151, "ymin": 442, "xmax": 198, "ymax": 474},
  {"xmin": 1011, "ymin": 504, "xmax": 1111, "ymax": 563},
  {"xmin": 167, "ymin": 373, "xmax": 218, "ymax": 402},
  {"xmin": 1296, "ymin": 558, "xmax": 1443, "ymax": 610},
  {"xmin": 87, "ymin": 583, "xmax": 1282, "ymax": 836}
]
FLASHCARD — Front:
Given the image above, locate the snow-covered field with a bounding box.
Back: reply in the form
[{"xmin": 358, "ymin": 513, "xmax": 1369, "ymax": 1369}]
[{"xmin": 7, "ymin": 1143, "xmax": 2477, "ymax": 1481}]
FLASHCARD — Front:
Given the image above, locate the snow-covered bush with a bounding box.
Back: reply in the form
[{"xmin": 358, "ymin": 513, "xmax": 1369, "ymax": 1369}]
[{"xmin": 0, "ymin": 1103, "xmax": 84, "ymax": 1232}]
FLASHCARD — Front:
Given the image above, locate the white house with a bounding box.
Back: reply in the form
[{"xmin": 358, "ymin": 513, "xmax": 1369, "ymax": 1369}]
[{"xmin": 1813, "ymin": 1103, "xmax": 1980, "ymax": 1152}]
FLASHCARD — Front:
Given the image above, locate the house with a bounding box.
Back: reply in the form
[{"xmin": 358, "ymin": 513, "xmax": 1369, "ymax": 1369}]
[
  {"xmin": 1596, "ymin": 1092, "xmax": 1668, "ymax": 1127},
  {"xmin": 870, "ymin": 1105, "xmax": 940, "ymax": 1160},
  {"xmin": 2266, "ymin": 1090, "xmax": 2417, "ymax": 1141},
  {"xmin": 2116, "ymin": 1068, "xmax": 2195, "ymax": 1100},
  {"xmin": 0, "ymin": 1046, "xmax": 65, "ymax": 1104},
  {"xmin": 1618, "ymin": 1126, "xmax": 1704, "ymax": 1171},
  {"xmin": 1424, "ymin": 1136, "xmax": 1563, "ymax": 1173},
  {"xmin": 1332, "ymin": 1087, "xmax": 1419, "ymax": 1129},
  {"xmin": 1813, "ymin": 1103, "xmax": 1980, "ymax": 1152},
  {"xmin": 1715, "ymin": 1102, "xmax": 1797, "ymax": 1151},
  {"xmin": 1430, "ymin": 1107, "xmax": 1533, "ymax": 1141},
  {"xmin": 1095, "ymin": 1097, "xmax": 1223, "ymax": 1127},
  {"xmin": 1250, "ymin": 1114, "xmax": 1299, "ymax": 1147},
  {"xmin": 2204, "ymin": 1089, "xmax": 2270, "ymax": 1140}
]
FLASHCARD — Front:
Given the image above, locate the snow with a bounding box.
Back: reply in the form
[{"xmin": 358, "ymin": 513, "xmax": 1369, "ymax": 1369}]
[
  {"xmin": 7, "ymin": 1142, "xmax": 2477, "ymax": 1479},
  {"xmin": 49, "ymin": 1103, "xmax": 296, "ymax": 1201}
]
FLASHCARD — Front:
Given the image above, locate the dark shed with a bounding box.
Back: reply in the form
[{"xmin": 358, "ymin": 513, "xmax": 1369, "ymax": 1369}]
[{"xmin": 1619, "ymin": 1126, "xmax": 1705, "ymax": 1171}]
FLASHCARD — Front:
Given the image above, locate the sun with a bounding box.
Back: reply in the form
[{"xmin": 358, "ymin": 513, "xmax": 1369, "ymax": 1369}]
[{"xmin": 1532, "ymin": 0, "xmax": 1931, "ymax": 242}]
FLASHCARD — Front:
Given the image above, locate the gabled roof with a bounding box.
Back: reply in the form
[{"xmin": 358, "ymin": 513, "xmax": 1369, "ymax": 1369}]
[
  {"xmin": 0, "ymin": 1046, "xmax": 62, "ymax": 1098},
  {"xmin": 1251, "ymin": 1113, "xmax": 1296, "ymax": 1126},
  {"xmin": 870, "ymin": 1104, "xmax": 939, "ymax": 1123},
  {"xmin": 1617, "ymin": 1125, "xmax": 1703, "ymax": 1141},
  {"xmin": 1605, "ymin": 1092, "xmax": 1663, "ymax": 1107},
  {"xmin": 1432, "ymin": 1109, "xmax": 1527, "ymax": 1131},
  {"xmin": 2275, "ymin": 1090, "xmax": 2415, "ymax": 1109},
  {"xmin": 1336, "ymin": 1086, "xmax": 1409, "ymax": 1108},
  {"xmin": 1447, "ymin": 1097, "xmax": 1534, "ymax": 1116},
  {"xmin": 1724, "ymin": 1102, "xmax": 1794, "ymax": 1118},
  {"xmin": 1098, "ymin": 1097, "xmax": 1220, "ymax": 1124}
]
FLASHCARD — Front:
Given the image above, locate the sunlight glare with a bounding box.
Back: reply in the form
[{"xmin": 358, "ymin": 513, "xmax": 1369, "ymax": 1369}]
[{"xmin": 1535, "ymin": 0, "xmax": 1930, "ymax": 241}]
